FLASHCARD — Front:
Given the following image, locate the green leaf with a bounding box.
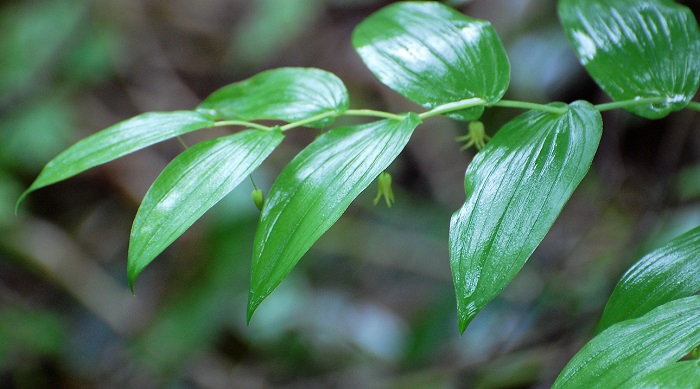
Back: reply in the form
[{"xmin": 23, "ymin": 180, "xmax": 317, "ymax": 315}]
[
  {"xmin": 0, "ymin": 307, "xmax": 66, "ymax": 363},
  {"xmin": 0, "ymin": 95, "xmax": 76, "ymax": 171},
  {"xmin": 553, "ymin": 296, "xmax": 700, "ymax": 388},
  {"xmin": 19, "ymin": 111, "xmax": 215, "ymax": 207},
  {"xmin": 624, "ymin": 361, "xmax": 700, "ymax": 389},
  {"xmin": 228, "ymin": 0, "xmax": 321, "ymax": 68},
  {"xmin": 128, "ymin": 128, "xmax": 283, "ymax": 287},
  {"xmin": 352, "ymin": 1, "xmax": 510, "ymax": 121},
  {"xmin": 597, "ymin": 225, "xmax": 700, "ymax": 332},
  {"xmin": 558, "ymin": 0, "xmax": 700, "ymax": 119},
  {"xmin": 198, "ymin": 67, "xmax": 349, "ymax": 127},
  {"xmin": 248, "ymin": 114, "xmax": 422, "ymax": 321},
  {"xmin": 449, "ymin": 101, "xmax": 602, "ymax": 333},
  {"xmin": 0, "ymin": 0, "xmax": 87, "ymax": 98}
]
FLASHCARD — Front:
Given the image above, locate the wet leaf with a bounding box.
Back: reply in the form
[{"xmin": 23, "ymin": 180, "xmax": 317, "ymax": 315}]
[
  {"xmin": 559, "ymin": 0, "xmax": 700, "ymax": 118},
  {"xmin": 198, "ymin": 67, "xmax": 349, "ymax": 128},
  {"xmin": 554, "ymin": 296, "xmax": 700, "ymax": 388},
  {"xmin": 248, "ymin": 114, "xmax": 421, "ymax": 321},
  {"xmin": 624, "ymin": 361, "xmax": 700, "ymax": 389},
  {"xmin": 353, "ymin": 2, "xmax": 510, "ymax": 121},
  {"xmin": 449, "ymin": 101, "xmax": 601, "ymax": 333},
  {"xmin": 597, "ymin": 225, "xmax": 700, "ymax": 332},
  {"xmin": 19, "ymin": 111, "xmax": 215, "ymax": 207},
  {"xmin": 128, "ymin": 128, "xmax": 283, "ymax": 287}
]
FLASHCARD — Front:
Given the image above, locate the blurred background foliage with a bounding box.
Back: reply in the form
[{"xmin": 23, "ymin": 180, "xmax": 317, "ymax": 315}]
[{"xmin": 0, "ymin": 0, "xmax": 698, "ymax": 387}]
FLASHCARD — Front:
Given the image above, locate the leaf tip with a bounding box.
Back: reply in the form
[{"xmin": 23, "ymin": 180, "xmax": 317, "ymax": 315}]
[
  {"xmin": 457, "ymin": 300, "xmax": 480, "ymax": 335},
  {"xmin": 127, "ymin": 261, "xmax": 142, "ymax": 294},
  {"xmin": 458, "ymin": 322, "xmax": 467, "ymax": 335},
  {"xmin": 246, "ymin": 285, "xmax": 274, "ymax": 325},
  {"xmin": 246, "ymin": 296, "xmax": 260, "ymax": 325},
  {"xmin": 16, "ymin": 181, "xmax": 42, "ymax": 215},
  {"xmin": 15, "ymin": 190, "xmax": 30, "ymax": 215}
]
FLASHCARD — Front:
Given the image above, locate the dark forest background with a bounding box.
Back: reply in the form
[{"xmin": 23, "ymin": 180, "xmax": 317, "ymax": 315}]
[{"xmin": 1, "ymin": 0, "xmax": 699, "ymax": 387}]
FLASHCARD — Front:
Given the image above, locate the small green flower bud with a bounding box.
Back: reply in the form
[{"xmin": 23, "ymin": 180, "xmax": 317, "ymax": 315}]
[
  {"xmin": 373, "ymin": 172, "xmax": 395, "ymax": 208},
  {"xmin": 456, "ymin": 121, "xmax": 490, "ymax": 151},
  {"xmin": 252, "ymin": 189, "xmax": 265, "ymax": 211}
]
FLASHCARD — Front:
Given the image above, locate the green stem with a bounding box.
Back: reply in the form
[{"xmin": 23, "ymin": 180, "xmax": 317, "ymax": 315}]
[
  {"xmin": 344, "ymin": 109, "xmax": 406, "ymax": 121},
  {"xmin": 280, "ymin": 111, "xmax": 338, "ymax": 131},
  {"xmin": 419, "ymin": 97, "xmax": 486, "ymax": 119},
  {"xmin": 214, "ymin": 120, "xmax": 272, "ymax": 131},
  {"xmin": 493, "ymin": 100, "xmax": 568, "ymax": 115},
  {"xmin": 176, "ymin": 136, "xmax": 189, "ymax": 149},
  {"xmin": 595, "ymin": 96, "xmax": 667, "ymax": 112},
  {"xmin": 212, "ymin": 96, "xmax": 694, "ymax": 135},
  {"xmin": 686, "ymin": 101, "xmax": 700, "ymax": 112}
]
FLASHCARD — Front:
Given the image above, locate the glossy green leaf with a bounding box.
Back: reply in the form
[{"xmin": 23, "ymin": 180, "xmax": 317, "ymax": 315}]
[
  {"xmin": 449, "ymin": 101, "xmax": 602, "ymax": 333},
  {"xmin": 559, "ymin": 0, "xmax": 700, "ymax": 119},
  {"xmin": 19, "ymin": 111, "xmax": 215, "ymax": 206},
  {"xmin": 597, "ymin": 225, "xmax": 700, "ymax": 332},
  {"xmin": 128, "ymin": 128, "xmax": 283, "ymax": 287},
  {"xmin": 248, "ymin": 114, "xmax": 422, "ymax": 321},
  {"xmin": 623, "ymin": 361, "xmax": 700, "ymax": 389},
  {"xmin": 352, "ymin": 1, "xmax": 510, "ymax": 121},
  {"xmin": 198, "ymin": 67, "xmax": 349, "ymax": 128},
  {"xmin": 553, "ymin": 296, "xmax": 700, "ymax": 388}
]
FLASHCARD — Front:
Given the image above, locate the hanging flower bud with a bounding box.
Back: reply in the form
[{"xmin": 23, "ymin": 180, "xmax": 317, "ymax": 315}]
[
  {"xmin": 251, "ymin": 189, "xmax": 265, "ymax": 211},
  {"xmin": 373, "ymin": 172, "xmax": 395, "ymax": 208},
  {"xmin": 456, "ymin": 120, "xmax": 490, "ymax": 151}
]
